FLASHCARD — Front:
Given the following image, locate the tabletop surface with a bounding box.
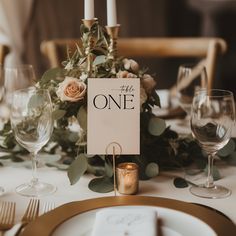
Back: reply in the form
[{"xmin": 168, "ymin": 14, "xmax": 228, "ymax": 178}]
[{"xmin": 0, "ymin": 120, "xmax": 235, "ymax": 226}]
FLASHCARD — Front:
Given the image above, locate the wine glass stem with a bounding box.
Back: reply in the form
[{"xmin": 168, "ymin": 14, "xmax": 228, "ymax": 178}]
[
  {"xmin": 31, "ymin": 151, "xmax": 39, "ymax": 185},
  {"xmin": 205, "ymin": 154, "xmax": 215, "ymax": 188}
]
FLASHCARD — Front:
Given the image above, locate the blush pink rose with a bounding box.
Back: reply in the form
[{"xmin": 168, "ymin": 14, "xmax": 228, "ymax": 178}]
[
  {"xmin": 141, "ymin": 74, "xmax": 157, "ymax": 94},
  {"xmin": 140, "ymin": 85, "xmax": 148, "ymax": 106},
  {"xmin": 56, "ymin": 77, "xmax": 86, "ymax": 102}
]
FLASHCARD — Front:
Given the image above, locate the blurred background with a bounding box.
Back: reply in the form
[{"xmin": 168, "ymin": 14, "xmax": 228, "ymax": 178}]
[{"xmin": 0, "ymin": 0, "xmax": 235, "ymax": 94}]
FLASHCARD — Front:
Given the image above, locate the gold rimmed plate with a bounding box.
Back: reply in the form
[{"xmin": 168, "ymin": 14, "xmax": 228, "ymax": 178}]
[{"xmin": 21, "ymin": 196, "xmax": 236, "ymax": 236}]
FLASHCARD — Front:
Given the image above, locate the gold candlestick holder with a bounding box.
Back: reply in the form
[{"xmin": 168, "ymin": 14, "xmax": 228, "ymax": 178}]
[
  {"xmin": 82, "ymin": 18, "xmax": 98, "ymax": 75},
  {"xmin": 106, "ymin": 25, "xmax": 120, "ymax": 62}
]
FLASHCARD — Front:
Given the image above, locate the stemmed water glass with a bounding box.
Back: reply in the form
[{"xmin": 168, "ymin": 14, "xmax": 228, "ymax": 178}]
[
  {"xmin": 177, "ymin": 63, "xmax": 208, "ymax": 126},
  {"xmin": 0, "ymin": 65, "xmax": 36, "ymax": 124},
  {"xmin": 190, "ymin": 89, "xmax": 235, "ymax": 198},
  {"xmin": 10, "ymin": 87, "xmax": 56, "ymax": 197},
  {"xmin": 4, "ymin": 64, "xmax": 36, "ymax": 105},
  {"xmin": 4, "ymin": 64, "xmax": 36, "ymax": 92}
]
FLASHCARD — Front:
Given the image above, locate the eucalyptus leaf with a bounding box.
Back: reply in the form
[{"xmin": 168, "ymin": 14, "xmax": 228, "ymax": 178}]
[
  {"xmin": 99, "ymin": 155, "xmax": 106, "ymax": 161},
  {"xmin": 67, "ymin": 154, "xmax": 88, "ymax": 185},
  {"xmin": 46, "ymin": 162, "xmax": 68, "ymax": 170},
  {"xmin": 145, "ymin": 162, "xmax": 159, "ymax": 178},
  {"xmin": 12, "ymin": 144, "xmax": 25, "ymax": 153},
  {"xmin": 194, "ymin": 159, "xmax": 207, "ymax": 169},
  {"xmin": 0, "ymin": 155, "xmax": 12, "ymax": 160},
  {"xmin": 173, "ymin": 177, "xmax": 188, "ymax": 188},
  {"xmin": 132, "ymin": 155, "xmax": 149, "ymax": 180},
  {"xmin": 68, "ymin": 132, "xmax": 79, "ymax": 143},
  {"xmin": 84, "ymin": 154, "xmax": 95, "ymax": 158},
  {"xmin": 148, "ymin": 117, "xmax": 166, "ymax": 136},
  {"xmin": 153, "ymin": 91, "xmax": 161, "ymax": 107},
  {"xmin": 77, "ymin": 106, "xmax": 87, "ymax": 131},
  {"xmin": 63, "ymin": 159, "xmax": 73, "ymax": 165},
  {"xmin": 105, "ymin": 161, "xmax": 113, "ymax": 178},
  {"xmin": 28, "ymin": 94, "xmax": 44, "ymax": 109},
  {"xmin": 93, "ymin": 55, "xmax": 106, "ymax": 66},
  {"xmin": 52, "ymin": 110, "xmax": 66, "ymax": 120},
  {"xmin": 87, "ymin": 164, "xmax": 105, "ymax": 176},
  {"xmin": 88, "ymin": 177, "xmax": 114, "ymax": 193},
  {"xmin": 40, "ymin": 67, "xmax": 64, "ymax": 84},
  {"xmin": 225, "ymin": 152, "xmax": 236, "ymax": 166},
  {"xmin": 204, "ymin": 165, "xmax": 221, "ymax": 181},
  {"xmin": 11, "ymin": 156, "xmax": 24, "ymax": 162},
  {"xmin": 218, "ymin": 139, "xmax": 235, "ymax": 158},
  {"xmin": 38, "ymin": 154, "xmax": 61, "ymax": 163}
]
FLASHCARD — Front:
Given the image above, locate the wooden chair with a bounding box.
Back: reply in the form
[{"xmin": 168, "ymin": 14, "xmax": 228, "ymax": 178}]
[
  {"xmin": 0, "ymin": 44, "xmax": 10, "ymax": 66},
  {"xmin": 41, "ymin": 37, "xmax": 227, "ymax": 89}
]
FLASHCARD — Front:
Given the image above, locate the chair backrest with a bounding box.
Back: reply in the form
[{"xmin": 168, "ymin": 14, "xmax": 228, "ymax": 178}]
[
  {"xmin": 41, "ymin": 37, "xmax": 227, "ymax": 89},
  {"xmin": 0, "ymin": 44, "xmax": 10, "ymax": 66}
]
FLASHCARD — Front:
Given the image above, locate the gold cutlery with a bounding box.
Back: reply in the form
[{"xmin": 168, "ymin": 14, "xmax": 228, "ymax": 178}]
[
  {"xmin": 21, "ymin": 199, "xmax": 39, "ymax": 223},
  {"xmin": 42, "ymin": 202, "xmax": 55, "ymax": 215},
  {"xmin": 14, "ymin": 198, "xmax": 39, "ymax": 236},
  {"xmin": 0, "ymin": 201, "xmax": 16, "ymax": 234}
]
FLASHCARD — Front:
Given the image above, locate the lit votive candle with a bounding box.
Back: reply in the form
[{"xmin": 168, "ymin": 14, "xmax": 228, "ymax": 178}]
[{"xmin": 116, "ymin": 162, "xmax": 139, "ymax": 195}]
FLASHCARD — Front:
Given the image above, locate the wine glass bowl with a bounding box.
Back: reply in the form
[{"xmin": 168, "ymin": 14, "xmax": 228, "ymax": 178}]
[
  {"xmin": 190, "ymin": 89, "xmax": 235, "ymax": 198},
  {"xmin": 4, "ymin": 64, "xmax": 36, "ymax": 93},
  {"xmin": 0, "ymin": 65, "xmax": 37, "ymax": 124},
  {"xmin": 10, "ymin": 87, "xmax": 56, "ymax": 197},
  {"xmin": 177, "ymin": 63, "xmax": 208, "ymax": 119}
]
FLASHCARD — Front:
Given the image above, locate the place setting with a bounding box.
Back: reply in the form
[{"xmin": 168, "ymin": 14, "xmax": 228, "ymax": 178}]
[{"xmin": 0, "ymin": 0, "xmax": 236, "ymax": 236}]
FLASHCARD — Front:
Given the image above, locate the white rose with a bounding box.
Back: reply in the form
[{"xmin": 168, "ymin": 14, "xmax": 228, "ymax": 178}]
[
  {"xmin": 117, "ymin": 70, "xmax": 138, "ymax": 78},
  {"xmin": 123, "ymin": 58, "xmax": 139, "ymax": 72},
  {"xmin": 56, "ymin": 77, "xmax": 86, "ymax": 102}
]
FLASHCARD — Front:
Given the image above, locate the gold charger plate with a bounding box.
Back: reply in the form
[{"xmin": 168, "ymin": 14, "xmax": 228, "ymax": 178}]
[{"xmin": 21, "ymin": 196, "xmax": 236, "ymax": 236}]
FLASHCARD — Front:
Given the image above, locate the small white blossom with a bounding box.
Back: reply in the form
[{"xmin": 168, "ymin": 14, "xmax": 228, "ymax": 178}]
[
  {"xmin": 65, "ymin": 62, "xmax": 73, "ymax": 70},
  {"xmin": 80, "ymin": 72, "xmax": 87, "ymax": 82},
  {"xmin": 123, "ymin": 58, "xmax": 139, "ymax": 72},
  {"xmin": 117, "ymin": 70, "xmax": 138, "ymax": 78}
]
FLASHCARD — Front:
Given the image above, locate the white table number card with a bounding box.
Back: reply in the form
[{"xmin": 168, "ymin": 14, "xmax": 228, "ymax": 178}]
[{"xmin": 87, "ymin": 78, "xmax": 140, "ymax": 155}]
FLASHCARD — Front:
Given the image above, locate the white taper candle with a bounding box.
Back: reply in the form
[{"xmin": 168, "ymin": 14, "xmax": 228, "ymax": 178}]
[
  {"xmin": 107, "ymin": 0, "xmax": 117, "ymax": 26},
  {"xmin": 84, "ymin": 0, "xmax": 94, "ymax": 20}
]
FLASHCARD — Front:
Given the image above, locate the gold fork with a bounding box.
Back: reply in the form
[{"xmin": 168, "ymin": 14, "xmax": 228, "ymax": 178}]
[
  {"xmin": 42, "ymin": 202, "xmax": 55, "ymax": 215},
  {"xmin": 14, "ymin": 198, "xmax": 40, "ymax": 236},
  {"xmin": 21, "ymin": 199, "xmax": 40, "ymax": 223},
  {"xmin": 0, "ymin": 201, "xmax": 16, "ymax": 232}
]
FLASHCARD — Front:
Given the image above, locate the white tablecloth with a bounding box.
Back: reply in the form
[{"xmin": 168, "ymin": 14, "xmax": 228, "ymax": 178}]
[
  {"xmin": 1, "ymin": 165, "xmax": 236, "ymax": 224},
  {"xmin": 0, "ymin": 121, "xmax": 235, "ymax": 225}
]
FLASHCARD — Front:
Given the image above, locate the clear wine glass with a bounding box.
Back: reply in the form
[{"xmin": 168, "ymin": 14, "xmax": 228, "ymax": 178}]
[
  {"xmin": 4, "ymin": 64, "xmax": 36, "ymax": 105},
  {"xmin": 10, "ymin": 87, "xmax": 56, "ymax": 197},
  {"xmin": 190, "ymin": 89, "xmax": 235, "ymax": 198},
  {"xmin": 0, "ymin": 64, "xmax": 37, "ymax": 123},
  {"xmin": 4, "ymin": 64, "xmax": 36, "ymax": 92},
  {"xmin": 177, "ymin": 63, "xmax": 208, "ymax": 126}
]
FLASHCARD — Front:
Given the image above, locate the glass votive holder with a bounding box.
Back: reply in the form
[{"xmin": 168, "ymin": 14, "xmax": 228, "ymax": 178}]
[{"xmin": 116, "ymin": 162, "xmax": 139, "ymax": 195}]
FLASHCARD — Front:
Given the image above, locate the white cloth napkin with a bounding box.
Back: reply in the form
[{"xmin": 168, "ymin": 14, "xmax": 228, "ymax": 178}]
[{"xmin": 91, "ymin": 207, "xmax": 157, "ymax": 236}]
